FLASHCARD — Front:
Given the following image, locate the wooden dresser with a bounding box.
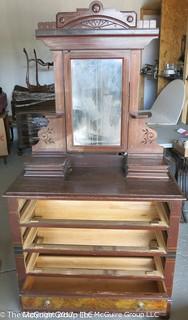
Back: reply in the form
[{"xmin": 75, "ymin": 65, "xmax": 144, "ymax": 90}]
[{"xmin": 5, "ymin": 2, "xmax": 184, "ymax": 318}]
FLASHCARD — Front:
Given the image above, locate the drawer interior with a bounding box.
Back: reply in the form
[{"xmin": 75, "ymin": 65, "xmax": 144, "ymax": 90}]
[
  {"xmin": 22, "ymin": 275, "xmax": 167, "ymax": 296},
  {"xmin": 19, "ymin": 200, "xmax": 169, "ymax": 228},
  {"xmin": 23, "ymin": 228, "xmax": 166, "ymax": 254},
  {"xmin": 26, "ymin": 254, "xmax": 164, "ymax": 278}
]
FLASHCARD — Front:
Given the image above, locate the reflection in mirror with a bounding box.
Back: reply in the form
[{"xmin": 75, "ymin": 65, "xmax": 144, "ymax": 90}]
[{"xmin": 71, "ymin": 59, "xmax": 122, "ymax": 146}]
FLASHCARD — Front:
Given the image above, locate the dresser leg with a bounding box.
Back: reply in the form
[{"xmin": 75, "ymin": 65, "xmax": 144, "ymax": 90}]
[
  {"xmin": 3, "ymin": 156, "xmax": 7, "ymax": 164},
  {"xmin": 160, "ymin": 314, "xmax": 170, "ymax": 319},
  {"xmin": 160, "ymin": 302, "xmax": 171, "ymax": 319}
]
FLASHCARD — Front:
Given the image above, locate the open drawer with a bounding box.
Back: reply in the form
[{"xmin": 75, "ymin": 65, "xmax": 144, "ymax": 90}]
[
  {"xmin": 19, "ymin": 200, "xmax": 169, "ymax": 229},
  {"xmin": 23, "ymin": 228, "xmax": 167, "ymax": 255},
  {"xmin": 26, "ymin": 254, "xmax": 164, "ymax": 279},
  {"xmin": 21, "ymin": 276, "xmax": 168, "ymax": 312}
]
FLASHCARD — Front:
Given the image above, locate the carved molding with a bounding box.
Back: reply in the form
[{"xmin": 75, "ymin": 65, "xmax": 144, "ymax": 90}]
[
  {"xmin": 56, "ymin": 2, "xmax": 137, "ymax": 30},
  {"xmin": 35, "ymin": 1, "xmax": 138, "ymax": 31},
  {"xmin": 59, "ymin": 16, "xmax": 136, "ymax": 30},
  {"xmin": 38, "ymin": 22, "xmax": 56, "ymax": 30},
  {"xmin": 37, "ymin": 1, "xmax": 159, "ymax": 37}
]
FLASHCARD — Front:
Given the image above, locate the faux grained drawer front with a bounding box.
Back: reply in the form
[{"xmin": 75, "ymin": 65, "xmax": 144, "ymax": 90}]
[
  {"xmin": 21, "ymin": 276, "xmax": 167, "ymax": 311},
  {"xmin": 19, "ymin": 200, "xmax": 169, "ymax": 229},
  {"xmin": 21, "ymin": 296, "xmax": 168, "ymax": 312}
]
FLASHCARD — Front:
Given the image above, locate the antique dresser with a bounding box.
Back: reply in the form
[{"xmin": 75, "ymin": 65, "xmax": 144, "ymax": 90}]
[{"xmin": 5, "ymin": 2, "xmax": 184, "ymax": 318}]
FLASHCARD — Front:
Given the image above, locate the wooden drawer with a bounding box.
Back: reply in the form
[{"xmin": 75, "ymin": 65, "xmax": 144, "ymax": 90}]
[
  {"xmin": 21, "ymin": 276, "xmax": 167, "ymax": 312},
  {"xmin": 19, "ymin": 200, "xmax": 169, "ymax": 229},
  {"xmin": 26, "ymin": 254, "xmax": 164, "ymax": 279},
  {"xmin": 23, "ymin": 228, "xmax": 167, "ymax": 255},
  {"xmin": 21, "ymin": 295, "xmax": 168, "ymax": 312}
]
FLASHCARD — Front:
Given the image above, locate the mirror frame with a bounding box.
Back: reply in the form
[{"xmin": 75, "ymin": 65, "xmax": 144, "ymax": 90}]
[{"xmin": 64, "ymin": 51, "xmax": 130, "ymax": 152}]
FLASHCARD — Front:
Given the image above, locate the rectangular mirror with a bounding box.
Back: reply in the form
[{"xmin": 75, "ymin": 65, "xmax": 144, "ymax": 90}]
[{"xmin": 71, "ymin": 59, "xmax": 123, "ymax": 146}]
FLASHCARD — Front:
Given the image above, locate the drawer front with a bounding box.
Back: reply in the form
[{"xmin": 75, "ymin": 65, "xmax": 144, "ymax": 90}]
[
  {"xmin": 23, "ymin": 228, "xmax": 167, "ymax": 255},
  {"xmin": 26, "ymin": 254, "xmax": 164, "ymax": 279},
  {"xmin": 21, "ymin": 296, "xmax": 168, "ymax": 313},
  {"xmin": 19, "ymin": 200, "xmax": 169, "ymax": 229}
]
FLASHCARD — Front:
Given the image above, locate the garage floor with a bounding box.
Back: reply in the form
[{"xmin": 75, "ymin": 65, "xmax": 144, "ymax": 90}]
[{"xmin": 0, "ymin": 150, "xmax": 188, "ymax": 320}]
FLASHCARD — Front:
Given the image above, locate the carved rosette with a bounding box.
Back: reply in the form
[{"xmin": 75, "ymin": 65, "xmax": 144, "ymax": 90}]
[
  {"xmin": 38, "ymin": 127, "xmax": 55, "ymax": 144},
  {"xmin": 32, "ymin": 116, "xmax": 66, "ymax": 153},
  {"xmin": 128, "ymin": 117, "xmax": 163, "ymax": 154},
  {"xmin": 90, "ymin": 1, "xmax": 103, "ymax": 13}
]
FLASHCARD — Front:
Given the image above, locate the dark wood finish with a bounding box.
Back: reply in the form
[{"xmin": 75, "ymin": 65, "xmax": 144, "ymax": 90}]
[
  {"xmin": 164, "ymin": 258, "xmax": 176, "ymax": 296},
  {"xmin": 127, "ymin": 155, "xmax": 169, "ymax": 179},
  {"xmin": 56, "ymin": 1, "xmax": 137, "ymax": 30},
  {"xmin": 5, "ymin": 168, "xmax": 184, "ymax": 200},
  {"xmin": 4, "ymin": 2, "xmax": 184, "ymax": 317},
  {"xmin": 15, "ymin": 255, "xmax": 26, "ymax": 285},
  {"xmin": 35, "ymin": 34, "xmax": 159, "ymax": 52},
  {"xmin": 166, "ymin": 201, "xmax": 182, "ymax": 251},
  {"xmin": 53, "ymin": 51, "xmax": 65, "ymax": 114},
  {"xmin": 128, "ymin": 116, "xmax": 163, "ymax": 154},
  {"xmin": 24, "ymin": 156, "xmax": 71, "ymax": 177},
  {"xmin": 32, "ymin": 114, "xmax": 66, "ymax": 153},
  {"xmin": 33, "ymin": 2, "xmax": 160, "ymax": 154}
]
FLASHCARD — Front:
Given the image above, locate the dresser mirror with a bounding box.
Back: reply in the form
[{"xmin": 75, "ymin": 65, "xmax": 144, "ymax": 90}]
[
  {"xmin": 71, "ymin": 58, "xmax": 122, "ymax": 146},
  {"xmin": 64, "ymin": 52, "xmax": 129, "ymax": 152}
]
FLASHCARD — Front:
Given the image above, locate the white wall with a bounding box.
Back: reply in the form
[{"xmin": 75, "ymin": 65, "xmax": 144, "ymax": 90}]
[
  {"xmin": 0, "ymin": 0, "xmax": 161, "ymax": 111},
  {"xmin": 143, "ymin": 39, "xmax": 160, "ymax": 109}
]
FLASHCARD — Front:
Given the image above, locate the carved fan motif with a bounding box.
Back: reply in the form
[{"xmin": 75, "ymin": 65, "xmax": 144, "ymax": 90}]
[{"xmin": 81, "ymin": 19, "xmax": 115, "ymax": 29}]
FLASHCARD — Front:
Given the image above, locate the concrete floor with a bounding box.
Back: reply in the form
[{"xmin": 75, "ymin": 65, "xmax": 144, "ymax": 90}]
[{"xmin": 0, "ymin": 150, "xmax": 188, "ymax": 320}]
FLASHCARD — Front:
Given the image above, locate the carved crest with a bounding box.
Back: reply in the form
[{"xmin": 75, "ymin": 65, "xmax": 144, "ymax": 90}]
[{"xmin": 56, "ymin": 1, "xmax": 137, "ymax": 30}]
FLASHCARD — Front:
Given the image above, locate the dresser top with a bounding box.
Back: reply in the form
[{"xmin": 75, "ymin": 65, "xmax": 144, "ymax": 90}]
[{"xmin": 4, "ymin": 167, "xmax": 184, "ymax": 201}]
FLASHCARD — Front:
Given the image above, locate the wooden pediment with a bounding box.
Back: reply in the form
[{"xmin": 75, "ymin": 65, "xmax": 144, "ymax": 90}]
[{"xmin": 56, "ymin": 1, "xmax": 137, "ymax": 30}]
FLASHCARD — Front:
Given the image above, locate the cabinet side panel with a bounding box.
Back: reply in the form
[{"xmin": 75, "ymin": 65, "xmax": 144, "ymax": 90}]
[
  {"xmin": 53, "ymin": 51, "xmax": 65, "ymax": 114},
  {"xmin": 164, "ymin": 258, "xmax": 176, "ymax": 296},
  {"xmin": 167, "ymin": 201, "xmax": 182, "ymax": 251}
]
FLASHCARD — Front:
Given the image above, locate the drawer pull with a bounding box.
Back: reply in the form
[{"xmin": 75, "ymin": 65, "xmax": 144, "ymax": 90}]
[
  {"xmin": 150, "ymin": 218, "xmax": 160, "ymax": 225},
  {"xmin": 44, "ymin": 299, "xmax": 51, "ymax": 308},
  {"xmin": 137, "ymin": 301, "xmax": 145, "ymax": 310},
  {"xmin": 35, "ymin": 236, "xmax": 44, "ymax": 244},
  {"xmin": 145, "ymin": 270, "xmax": 154, "ymax": 275},
  {"xmin": 149, "ymin": 239, "xmax": 159, "ymax": 250}
]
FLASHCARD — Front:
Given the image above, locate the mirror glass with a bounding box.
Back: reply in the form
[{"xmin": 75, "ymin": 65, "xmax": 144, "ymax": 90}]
[{"xmin": 71, "ymin": 59, "xmax": 122, "ymax": 146}]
